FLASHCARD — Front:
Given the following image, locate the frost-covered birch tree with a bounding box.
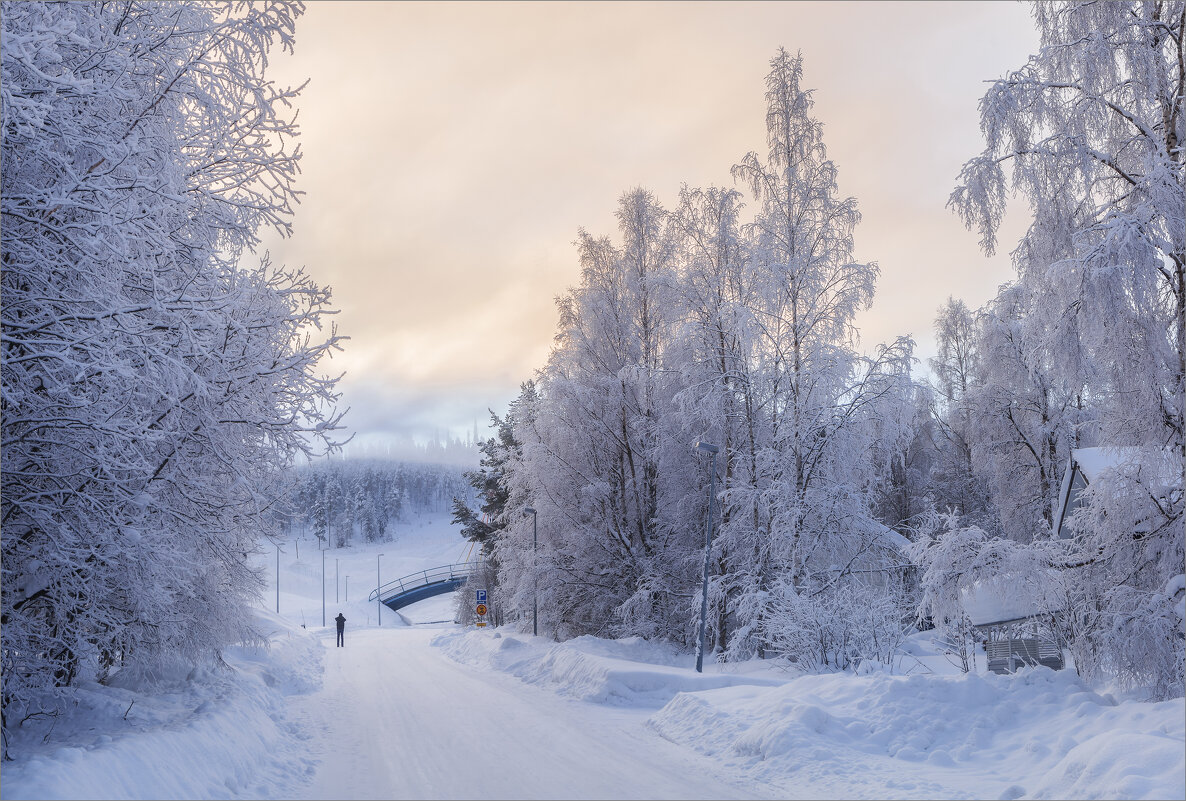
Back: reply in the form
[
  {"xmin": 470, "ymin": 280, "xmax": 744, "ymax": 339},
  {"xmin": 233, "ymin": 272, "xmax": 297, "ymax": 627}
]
[
  {"xmin": 2, "ymin": 1, "xmax": 344, "ymax": 734},
  {"xmin": 725, "ymin": 48, "xmax": 903, "ymax": 660},
  {"xmin": 491, "ymin": 50, "xmax": 918, "ymax": 668},
  {"xmin": 926, "ymin": 298, "xmax": 994, "ymax": 527},
  {"xmin": 966, "ymin": 286, "xmax": 1082, "ymax": 541},
  {"xmin": 951, "ymin": 0, "xmax": 1184, "ymax": 481},
  {"xmin": 951, "ymin": 0, "xmax": 1184, "ymax": 697},
  {"xmin": 666, "ymin": 185, "xmax": 759, "ymax": 650}
]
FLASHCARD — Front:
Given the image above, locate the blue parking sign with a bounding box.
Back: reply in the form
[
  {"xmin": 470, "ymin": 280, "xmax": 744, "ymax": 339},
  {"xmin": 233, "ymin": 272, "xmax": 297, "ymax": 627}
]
[{"xmin": 476, "ymin": 589, "xmax": 487, "ymax": 603}]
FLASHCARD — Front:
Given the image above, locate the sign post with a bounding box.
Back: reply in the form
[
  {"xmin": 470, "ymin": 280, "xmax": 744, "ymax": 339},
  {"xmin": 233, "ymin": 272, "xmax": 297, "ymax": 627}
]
[{"xmin": 475, "ymin": 589, "xmax": 488, "ymax": 627}]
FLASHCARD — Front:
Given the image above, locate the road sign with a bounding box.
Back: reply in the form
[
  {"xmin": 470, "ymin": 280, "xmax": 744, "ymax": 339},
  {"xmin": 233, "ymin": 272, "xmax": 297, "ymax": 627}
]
[
  {"xmin": 475, "ymin": 603, "xmax": 488, "ymax": 616},
  {"xmin": 476, "ymin": 589, "xmax": 487, "ymax": 603}
]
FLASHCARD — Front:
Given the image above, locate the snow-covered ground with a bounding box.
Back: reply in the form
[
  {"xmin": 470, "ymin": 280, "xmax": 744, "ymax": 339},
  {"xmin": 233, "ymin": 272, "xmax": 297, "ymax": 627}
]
[
  {"xmin": 3, "ymin": 512, "xmax": 1183, "ymax": 800},
  {"xmin": 435, "ymin": 630, "xmax": 1185, "ymax": 800}
]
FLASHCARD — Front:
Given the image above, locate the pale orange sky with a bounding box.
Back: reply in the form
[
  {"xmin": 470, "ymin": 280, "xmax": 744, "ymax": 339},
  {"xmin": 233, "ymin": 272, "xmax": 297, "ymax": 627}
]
[{"xmin": 256, "ymin": 1, "xmax": 1038, "ymax": 448}]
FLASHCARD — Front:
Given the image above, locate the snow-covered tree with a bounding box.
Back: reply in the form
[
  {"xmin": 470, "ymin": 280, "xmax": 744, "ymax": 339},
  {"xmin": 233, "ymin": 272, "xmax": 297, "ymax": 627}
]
[
  {"xmin": 452, "ymin": 390, "xmax": 535, "ymax": 556},
  {"xmin": 951, "ymin": 0, "xmax": 1183, "ymax": 485},
  {"xmin": 925, "ymin": 298, "xmax": 993, "ymax": 526},
  {"xmin": 723, "ymin": 48, "xmax": 901, "ymax": 659},
  {"xmin": 667, "ymin": 184, "xmax": 758, "ymax": 650},
  {"xmin": 507, "ymin": 189, "xmax": 687, "ymax": 640},
  {"xmin": 2, "ymin": 1, "xmax": 344, "ymax": 735},
  {"xmin": 867, "ymin": 362, "xmax": 933, "ymax": 535},
  {"xmin": 965, "ymin": 285, "xmax": 1081, "ymax": 541},
  {"xmin": 951, "ymin": 0, "xmax": 1184, "ymax": 697},
  {"xmin": 489, "ymin": 51, "xmax": 917, "ymax": 668}
]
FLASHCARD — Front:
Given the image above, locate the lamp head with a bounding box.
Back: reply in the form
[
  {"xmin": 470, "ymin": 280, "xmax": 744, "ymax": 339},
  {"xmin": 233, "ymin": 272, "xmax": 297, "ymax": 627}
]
[
  {"xmin": 524, "ymin": 507, "xmax": 537, "ymax": 516},
  {"xmin": 694, "ymin": 441, "xmax": 719, "ymax": 455}
]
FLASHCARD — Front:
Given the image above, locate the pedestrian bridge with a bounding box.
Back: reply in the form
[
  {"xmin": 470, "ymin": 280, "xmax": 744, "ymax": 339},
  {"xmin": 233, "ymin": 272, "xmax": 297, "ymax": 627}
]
[{"xmin": 368, "ymin": 562, "xmax": 484, "ymax": 611}]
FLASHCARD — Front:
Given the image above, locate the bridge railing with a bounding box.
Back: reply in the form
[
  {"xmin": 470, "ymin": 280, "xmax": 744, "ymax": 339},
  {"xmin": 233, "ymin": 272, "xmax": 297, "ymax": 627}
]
[{"xmin": 368, "ymin": 561, "xmax": 484, "ymax": 603}]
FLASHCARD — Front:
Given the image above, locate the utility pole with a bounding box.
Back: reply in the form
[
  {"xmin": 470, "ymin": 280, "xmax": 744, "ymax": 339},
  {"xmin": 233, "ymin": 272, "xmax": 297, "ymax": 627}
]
[
  {"xmin": 525, "ymin": 507, "xmax": 538, "ymax": 636},
  {"xmin": 694, "ymin": 441, "xmax": 719, "ymax": 673},
  {"xmin": 377, "ymin": 554, "xmax": 384, "ymax": 626}
]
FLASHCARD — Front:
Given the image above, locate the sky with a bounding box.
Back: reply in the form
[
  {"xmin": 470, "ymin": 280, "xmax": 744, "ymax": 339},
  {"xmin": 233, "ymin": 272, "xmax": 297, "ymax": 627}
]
[{"xmin": 255, "ymin": 1, "xmax": 1040, "ymax": 451}]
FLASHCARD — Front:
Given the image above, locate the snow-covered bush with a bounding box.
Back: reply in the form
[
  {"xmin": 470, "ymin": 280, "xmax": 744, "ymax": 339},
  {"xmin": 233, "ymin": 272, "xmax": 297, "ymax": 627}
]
[
  {"xmin": 909, "ymin": 510, "xmax": 1072, "ymax": 672},
  {"xmin": 1071, "ymin": 581, "xmax": 1186, "ymax": 701},
  {"xmin": 760, "ymin": 578, "xmax": 911, "ymax": 672},
  {"xmin": 907, "ymin": 513, "xmax": 987, "ymax": 673}
]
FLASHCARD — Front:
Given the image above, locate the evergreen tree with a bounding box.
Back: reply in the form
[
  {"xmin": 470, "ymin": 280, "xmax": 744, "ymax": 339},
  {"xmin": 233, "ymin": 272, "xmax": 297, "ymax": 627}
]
[{"xmin": 452, "ymin": 397, "xmax": 529, "ymax": 555}]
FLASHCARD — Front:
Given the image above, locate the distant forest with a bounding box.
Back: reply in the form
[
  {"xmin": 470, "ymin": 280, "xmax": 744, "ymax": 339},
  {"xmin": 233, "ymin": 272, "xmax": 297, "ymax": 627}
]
[{"xmin": 279, "ymin": 459, "xmax": 475, "ymax": 547}]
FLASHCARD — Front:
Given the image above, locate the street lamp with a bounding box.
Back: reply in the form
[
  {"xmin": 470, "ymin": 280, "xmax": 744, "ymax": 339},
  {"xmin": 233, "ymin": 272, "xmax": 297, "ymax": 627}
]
[
  {"xmin": 275, "ymin": 542, "xmax": 282, "ymax": 614},
  {"xmin": 321, "ymin": 547, "xmax": 326, "ymax": 627},
  {"xmin": 524, "ymin": 507, "xmax": 538, "ymax": 636},
  {"xmin": 694, "ymin": 441, "xmax": 719, "ymax": 673},
  {"xmin": 377, "ymin": 553, "xmax": 385, "ymax": 626}
]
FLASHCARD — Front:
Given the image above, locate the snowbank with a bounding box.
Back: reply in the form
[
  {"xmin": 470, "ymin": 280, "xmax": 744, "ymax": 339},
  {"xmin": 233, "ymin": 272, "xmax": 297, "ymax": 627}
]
[
  {"xmin": 436, "ymin": 629, "xmax": 1184, "ymax": 800},
  {"xmin": 1, "ymin": 611, "xmax": 324, "ymax": 800},
  {"xmin": 433, "ymin": 630, "xmax": 786, "ymax": 707},
  {"xmin": 648, "ymin": 667, "xmax": 1185, "ymax": 800}
]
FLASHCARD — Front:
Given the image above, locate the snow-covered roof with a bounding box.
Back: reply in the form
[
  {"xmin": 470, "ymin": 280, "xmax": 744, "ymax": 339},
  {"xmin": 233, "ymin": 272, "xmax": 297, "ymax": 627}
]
[
  {"xmin": 1054, "ymin": 446, "xmax": 1181, "ymax": 539},
  {"xmin": 960, "ymin": 569, "xmax": 1066, "ymax": 627},
  {"xmin": 1071, "ymin": 446, "xmax": 1181, "ymax": 489},
  {"xmin": 871, "ymin": 520, "xmax": 911, "ymax": 552},
  {"xmin": 850, "ymin": 517, "xmax": 911, "ymax": 561}
]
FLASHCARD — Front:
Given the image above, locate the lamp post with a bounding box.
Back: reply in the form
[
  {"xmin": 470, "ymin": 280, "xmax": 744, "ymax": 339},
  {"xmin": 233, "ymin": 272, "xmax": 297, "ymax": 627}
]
[
  {"xmin": 694, "ymin": 441, "xmax": 719, "ymax": 673},
  {"xmin": 321, "ymin": 547, "xmax": 326, "ymax": 627},
  {"xmin": 524, "ymin": 507, "xmax": 538, "ymax": 636},
  {"xmin": 275, "ymin": 543, "xmax": 281, "ymax": 614},
  {"xmin": 377, "ymin": 553, "xmax": 385, "ymax": 626}
]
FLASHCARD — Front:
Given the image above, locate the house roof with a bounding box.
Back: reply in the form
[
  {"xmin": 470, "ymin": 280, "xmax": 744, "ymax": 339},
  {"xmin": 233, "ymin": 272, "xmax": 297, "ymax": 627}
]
[
  {"xmin": 960, "ymin": 569, "xmax": 1066, "ymax": 627},
  {"xmin": 1071, "ymin": 446, "xmax": 1180, "ymax": 488},
  {"xmin": 1053, "ymin": 446, "xmax": 1181, "ymax": 538},
  {"xmin": 870, "ymin": 519, "xmax": 911, "ymax": 552}
]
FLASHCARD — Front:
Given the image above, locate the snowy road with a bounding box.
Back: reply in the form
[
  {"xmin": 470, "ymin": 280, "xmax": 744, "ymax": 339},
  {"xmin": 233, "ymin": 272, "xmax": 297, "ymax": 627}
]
[{"xmin": 289, "ymin": 625, "xmax": 759, "ymax": 800}]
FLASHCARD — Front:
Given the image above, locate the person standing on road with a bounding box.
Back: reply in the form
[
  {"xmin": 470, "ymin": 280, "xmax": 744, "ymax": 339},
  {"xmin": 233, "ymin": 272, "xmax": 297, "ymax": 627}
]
[{"xmin": 335, "ymin": 612, "xmax": 346, "ymax": 647}]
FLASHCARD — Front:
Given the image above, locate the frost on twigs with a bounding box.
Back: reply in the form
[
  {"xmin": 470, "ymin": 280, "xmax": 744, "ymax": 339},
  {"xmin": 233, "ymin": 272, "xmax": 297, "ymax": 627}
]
[
  {"xmin": 1, "ymin": 1, "xmax": 345, "ymax": 747},
  {"xmin": 947, "ymin": 1, "xmax": 1184, "ymax": 699},
  {"xmin": 488, "ymin": 50, "xmax": 918, "ymax": 669}
]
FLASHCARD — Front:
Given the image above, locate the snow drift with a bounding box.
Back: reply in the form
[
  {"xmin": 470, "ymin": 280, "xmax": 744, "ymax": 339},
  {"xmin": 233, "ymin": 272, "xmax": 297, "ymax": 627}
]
[
  {"xmin": 0, "ymin": 611, "xmax": 323, "ymax": 800},
  {"xmin": 649, "ymin": 667, "xmax": 1184, "ymax": 800},
  {"xmin": 436, "ymin": 629, "xmax": 1186, "ymax": 801},
  {"xmin": 433, "ymin": 630, "xmax": 785, "ymax": 707}
]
